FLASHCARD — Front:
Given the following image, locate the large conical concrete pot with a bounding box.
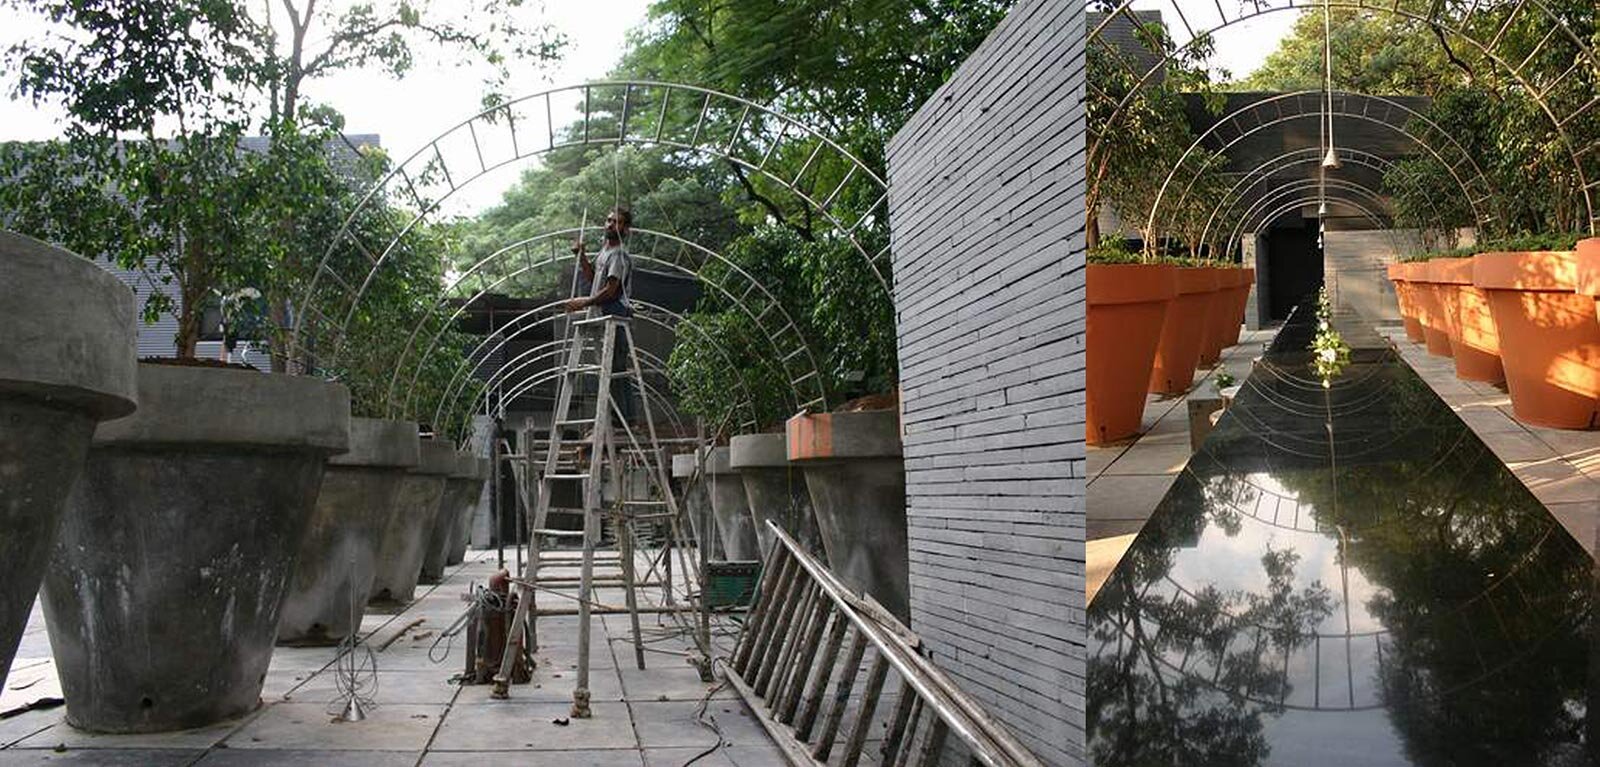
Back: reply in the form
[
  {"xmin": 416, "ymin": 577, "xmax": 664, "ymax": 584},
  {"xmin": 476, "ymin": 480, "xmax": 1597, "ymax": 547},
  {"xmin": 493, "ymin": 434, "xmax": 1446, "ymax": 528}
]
[
  {"xmin": 40, "ymin": 364, "xmax": 349, "ymax": 733},
  {"xmin": 0, "ymin": 233, "xmax": 137, "ymax": 688},
  {"xmin": 420, "ymin": 451, "xmax": 478, "ymax": 584},
  {"xmin": 730, "ymin": 433, "xmax": 821, "ymax": 557},
  {"xmin": 1388, "ymin": 263, "xmax": 1425, "ymax": 343},
  {"xmin": 786, "ymin": 410, "xmax": 909, "ymax": 623},
  {"xmin": 277, "ymin": 418, "xmax": 421, "ymax": 646},
  {"xmin": 1409, "ymin": 261, "xmax": 1456, "ymax": 357},
  {"xmin": 705, "ymin": 447, "xmax": 760, "ymax": 561},
  {"xmin": 369, "ymin": 439, "xmax": 454, "ymax": 608},
  {"xmin": 447, "ymin": 457, "xmax": 490, "ymax": 565},
  {"xmin": 672, "ymin": 452, "xmax": 716, "ymax": 557}
]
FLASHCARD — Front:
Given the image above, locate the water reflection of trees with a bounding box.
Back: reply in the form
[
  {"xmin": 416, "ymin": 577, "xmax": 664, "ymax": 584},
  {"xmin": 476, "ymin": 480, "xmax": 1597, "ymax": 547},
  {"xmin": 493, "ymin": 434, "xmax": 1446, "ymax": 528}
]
[
  {"xmin": 1088, "ymin": 475, "xmax": 1336, "ymax": 767},
  {"xmin": 1276, "ymin": 442, "xmax": 1590, "ymax": 766}
]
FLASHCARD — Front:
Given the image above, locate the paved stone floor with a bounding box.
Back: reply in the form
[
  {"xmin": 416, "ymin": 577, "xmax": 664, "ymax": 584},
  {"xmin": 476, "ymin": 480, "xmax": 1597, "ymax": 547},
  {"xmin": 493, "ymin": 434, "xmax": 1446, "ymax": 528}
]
[
  {"xmin": 1086, "ymin": 327, "xmax": 1277, "ymax": 601},
  {"xmin": 0, "ymin": 550, "xmax": 787, "ymax": 766},
  {"xmin": 1381, "ymin": 325, "xmax": 1600, "ymax": 555}
]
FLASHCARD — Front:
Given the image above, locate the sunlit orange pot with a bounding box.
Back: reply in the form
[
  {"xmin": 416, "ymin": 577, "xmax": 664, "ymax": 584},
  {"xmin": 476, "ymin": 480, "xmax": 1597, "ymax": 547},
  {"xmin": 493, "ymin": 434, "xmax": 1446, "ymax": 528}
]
[
  {"xmin": 1387, "ymin": 262, "xmax": 1425, "ymax": 343},
  {"xmin": 1576, "ymin": 237, "xmax": 1600, "ymax": 351},
  {"xmin": 1408, "ymin": 261, "xmax": 1454, "ymax": 357},
  {"xmin": 1087, "ymin": 263, "xmax": 1179, "ymax": 445},
  {"xmin": 1429, "ymin": 258, "xmax": 1504, "ymax": 383},
  {"xmin": 1473, "ymin": 250, "xmax": 1600, "ymax": 429},
  {"xmin": 1223, "ymin": 268, "xmax": 1255, "ymax": 347},
  {"xmin": 1149, "ymin": 266, "xmax": 1220, "ymax": 395}
]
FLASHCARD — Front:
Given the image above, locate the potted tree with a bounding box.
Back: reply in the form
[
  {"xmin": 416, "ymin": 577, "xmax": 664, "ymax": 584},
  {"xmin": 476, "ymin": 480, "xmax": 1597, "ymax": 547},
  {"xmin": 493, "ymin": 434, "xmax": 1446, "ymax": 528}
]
[
  {"xmin": 0, "ymin": 233, "xmax": 138, "ymax": 688},
  {"xmin": 1086, "ymin": 240, "xmax": 1178, "ymax": 444}
]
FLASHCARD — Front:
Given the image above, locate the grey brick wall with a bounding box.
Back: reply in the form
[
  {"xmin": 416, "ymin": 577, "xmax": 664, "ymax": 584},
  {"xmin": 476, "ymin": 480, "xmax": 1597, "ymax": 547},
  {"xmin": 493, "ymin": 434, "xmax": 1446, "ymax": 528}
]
[{"xmin": 885, "ymin": 0, "xmax": 1084, "ymax": 764}]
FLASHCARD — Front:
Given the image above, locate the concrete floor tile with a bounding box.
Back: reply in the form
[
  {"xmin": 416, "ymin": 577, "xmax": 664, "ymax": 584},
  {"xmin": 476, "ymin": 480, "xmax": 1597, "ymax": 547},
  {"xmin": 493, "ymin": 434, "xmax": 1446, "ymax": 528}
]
[
  {"xmin": 429, "ymin": 702, "xmax": 636, "ymax": 751},
  {"xmin": 1098, "ymin": 441, "xmax": 1194, "ymax": 477},
  {"xmin": 630, "ymin": 701, "xmax": 766, "ymax": 751},
  {"xmin": 193, "ymin": 750, "xmax": 420, "ymax": 766},
  {"xmin": 1547, "ymin": 503, "xmax": 1600, "ymax": 553},
  {"xmin": 282, "ymin": 670, "xmax": 464, "ymax": 707},
  {"xmin": 616, "ymin": 665, "xmax": 735, "ymax": 703},
  {"xmin": 643, "ymin": 747, "xmax": 736, "ymax": 767},
  {"xmin": 1086, "ymin": 475, "xmax": 1176, "ymax": 526},
  {"xmin": 422, "ymin": 749, "xmax": 642, "ymax": 766},
  {"xmin": 226, "ymin": 702, "xmax": 443, "ymax": 751},
  {"xmin": 1452, "ymin": 406, "xmax": 1525, "ymax": 434},
  {"xmin": 0, "ymin": 706, "xmax": 60, "ymax": 748},
  {"xmin": 0, "ymin": 749, "xmax": 202, "ymax": 766},
  {"xmin": 11, "ymin": 711, "xmax": 247, "ymax": 752},
  {"xmin": 1087, "ymin": 519, "xmax": 1145, "ymax": 541},
  {"xmin": 1085, "ymin": 446, "xmax": 1121, "ymax": 479},
  {"xmin": 1509, "ymin": 461, "xmax": 1600, "ymax": 505},
  {"xmin": 1481, "ymin": 430, "xmax": 1559, "ymax": 463},
  {"xmin": 452, "ymin": 665, "xmax": 624, "ymax": 707}
]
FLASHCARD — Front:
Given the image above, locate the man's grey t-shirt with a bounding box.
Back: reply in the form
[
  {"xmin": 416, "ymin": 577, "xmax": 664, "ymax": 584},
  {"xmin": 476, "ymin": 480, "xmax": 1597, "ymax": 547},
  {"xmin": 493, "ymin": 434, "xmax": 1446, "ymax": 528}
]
[{"xmin": 588, "ymin": 243, "xmax": 633, "ymax": 317}]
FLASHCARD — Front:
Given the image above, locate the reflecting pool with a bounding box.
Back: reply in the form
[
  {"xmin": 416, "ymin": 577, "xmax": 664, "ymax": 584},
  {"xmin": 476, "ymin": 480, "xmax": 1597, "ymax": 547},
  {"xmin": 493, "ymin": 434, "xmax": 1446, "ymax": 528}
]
[{"xmin": 1087, "ymin": 301, "xmax": 1594, "ymax": 767}]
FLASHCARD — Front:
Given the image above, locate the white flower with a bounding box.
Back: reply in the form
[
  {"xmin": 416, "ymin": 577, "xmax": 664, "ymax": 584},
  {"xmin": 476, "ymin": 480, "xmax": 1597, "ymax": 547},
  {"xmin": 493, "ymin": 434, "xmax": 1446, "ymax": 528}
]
[{"xmin": 1319, "ymin": 348, "xmax": 1337, "ymax": 362}]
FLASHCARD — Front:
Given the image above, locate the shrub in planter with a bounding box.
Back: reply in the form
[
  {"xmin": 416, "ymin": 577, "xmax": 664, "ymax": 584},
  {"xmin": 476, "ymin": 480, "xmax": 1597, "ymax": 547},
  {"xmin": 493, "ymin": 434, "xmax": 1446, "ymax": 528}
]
[
  {"xmin": 1087, "ymin": 256, "xmax": 1178, "ymax": 444},
  {"xmin": 40, "ymin": 364, "xmax": 349, "ymax": 732},
  {"xmin": 1473, "ymin": 234, "xmax": 1599, "ymax": 429},
  {"xmin": 277, "ymin": 418, "xmax": 420, "ymax": 646},
  {"xmin": 0, "ymin": 232, "xmax": 137, "ymax": 688}
]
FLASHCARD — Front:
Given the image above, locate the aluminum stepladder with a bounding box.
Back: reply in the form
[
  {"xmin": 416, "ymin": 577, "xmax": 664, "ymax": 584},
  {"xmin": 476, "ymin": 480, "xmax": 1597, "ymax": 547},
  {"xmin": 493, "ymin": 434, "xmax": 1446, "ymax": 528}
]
[{"xmin": 491, "ymin": 313, "xmax": 689, "ymax": 716}]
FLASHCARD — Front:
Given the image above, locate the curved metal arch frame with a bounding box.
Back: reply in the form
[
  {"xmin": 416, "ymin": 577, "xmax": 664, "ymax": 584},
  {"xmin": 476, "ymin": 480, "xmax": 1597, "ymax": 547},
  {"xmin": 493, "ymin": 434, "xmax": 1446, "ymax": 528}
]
[
  {"xmin": 1089, "ymin": 0, "xmax": 1600, "ymax": 235},
  {"xmin": 1207, "ymin": 147, "xmax": 1458, "ymax": 254},
  {"xmin": 1227, "ymin": 180, "xmax": 1400, "ymax": 254},
  {"xmin": 398, "ymin": 226, "xmax": 826, "ymax": 419},
  {"xmin": 489, "ymin": 346, "xmax": 691, "ymax": 440},
  {"xmin": 438, "ymin": 300, "xmax": 766, "ymax": 434},
  {"xmin": 1144, "ymin": 92, "xmax": 1497, "ymax": 247},
  {"xmin": 292, "ymin": 80, "xmax": 893, "ymax": 403}
]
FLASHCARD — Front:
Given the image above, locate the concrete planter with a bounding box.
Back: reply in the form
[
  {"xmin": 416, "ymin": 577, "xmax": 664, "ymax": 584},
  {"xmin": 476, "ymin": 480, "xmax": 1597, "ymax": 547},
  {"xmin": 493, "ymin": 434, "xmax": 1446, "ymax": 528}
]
[
  {"xmin": 277, "ymin": 418, "xmax": 421, "ymax": 646},
  {"xmin": 0, "ymin": 232, "xmax": 137, "ymax": 688},
  {"xmin": 730, "ymin": 433, "xmax": 821, "ymax": 557},
  {"xmin": 705, "ymin": 447, "xmax": 760, "ymax": 561},
  {"xmin": 786, "ymin": 410, "xmax": 910, "ymax": 622},
  {"xmin": 369, "ymin": 440, "xmax": 454, "ymax": 608},
  {"xmin": 671, "ymin": 453, "xmax": 715, "ymax": 556},
  {"xmin": 40, "ymin": 364, "xmax": 349, "ymax": 733},
  {"xmin": 422, "ymin": 451, "xmax": 478, "ymax": 582},
  {"xmin": 447, "ymin": 457, "xmax": 490, "ymax": 566}
]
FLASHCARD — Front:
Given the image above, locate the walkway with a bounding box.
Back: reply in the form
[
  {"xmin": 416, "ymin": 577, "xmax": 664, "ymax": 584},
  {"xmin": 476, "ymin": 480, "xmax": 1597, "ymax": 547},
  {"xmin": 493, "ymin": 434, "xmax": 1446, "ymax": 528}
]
[{"xmin": 0, "ymin": 551, "xmax": 785, "ymax": 767}]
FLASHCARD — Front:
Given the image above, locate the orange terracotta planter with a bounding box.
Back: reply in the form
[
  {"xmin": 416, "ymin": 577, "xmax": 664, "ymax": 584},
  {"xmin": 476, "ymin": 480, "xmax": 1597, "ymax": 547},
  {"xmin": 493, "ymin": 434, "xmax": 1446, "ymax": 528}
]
[
  {"xmin": 1429, "ymin": 258, "xmax": 1504, "ymax": 383},
  {"xmin": 1576, "ymin": 236, "xmax": 1600, "ymax": 348},
  {"xmin": 1087, "ymin": 263, "xmax": 1178, "ymax": 445},
  {"xmin": 1387, "ymin": 262, "xmax": 1424, "ymax": 343},
  {"xmin": 1198, "ymin": 268, "xmax": 1247, "ymax": 365},
  {"xmin": 1223, "ymin": 268, "xmax": 1255, "ymax": 347},
  {"xmin": 1149, "ymin": 267, "xmax": 1220, "ymax": 395},
  {"xmin": 1408, "ymin": 262, "xmax": 1454, "ymax": 357},
  {"xmin": 1473, "ymin": 250, "xmax": 1600, "ymax": 429}
]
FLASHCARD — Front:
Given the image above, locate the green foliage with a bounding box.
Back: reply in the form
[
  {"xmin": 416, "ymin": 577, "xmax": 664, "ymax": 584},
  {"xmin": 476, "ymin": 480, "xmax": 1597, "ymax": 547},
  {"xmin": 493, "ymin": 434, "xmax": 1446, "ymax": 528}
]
[{"xmin": 1233, "ymin": 7, "xmax": 1452, "ymax": 95}]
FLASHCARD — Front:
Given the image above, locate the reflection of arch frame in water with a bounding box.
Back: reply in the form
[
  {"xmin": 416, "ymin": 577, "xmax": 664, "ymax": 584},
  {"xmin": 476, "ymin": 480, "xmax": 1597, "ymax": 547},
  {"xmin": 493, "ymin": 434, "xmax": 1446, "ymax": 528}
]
[
  {"xmin": 1089, "ymin": 1, "xmax": 1600, "ymax": 234},
  {"xmin": 291, "ymin": 80, "xmax": 893, "ymax": 419},
  {"xmin": 404, "ymin": 227, "xmax": 823, "ymax": 426}
]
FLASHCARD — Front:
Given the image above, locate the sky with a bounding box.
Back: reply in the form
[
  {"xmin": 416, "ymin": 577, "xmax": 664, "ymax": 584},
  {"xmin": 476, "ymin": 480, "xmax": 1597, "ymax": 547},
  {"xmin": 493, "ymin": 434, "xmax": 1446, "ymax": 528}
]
[
  {"xmin": 0, "ymin": 0, "xmax": 653, "ymax": 212},
  {"xmin": 0, "ymin": 0, "xmax": 1292, "ymax": 214}
]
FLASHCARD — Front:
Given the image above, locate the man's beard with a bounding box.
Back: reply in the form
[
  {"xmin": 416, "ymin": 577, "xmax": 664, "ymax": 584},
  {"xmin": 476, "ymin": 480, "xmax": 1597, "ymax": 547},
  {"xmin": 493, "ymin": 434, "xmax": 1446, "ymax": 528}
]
[{"xmin": 605, "ymin": 226, "xmax": 621, "ymax": 242}]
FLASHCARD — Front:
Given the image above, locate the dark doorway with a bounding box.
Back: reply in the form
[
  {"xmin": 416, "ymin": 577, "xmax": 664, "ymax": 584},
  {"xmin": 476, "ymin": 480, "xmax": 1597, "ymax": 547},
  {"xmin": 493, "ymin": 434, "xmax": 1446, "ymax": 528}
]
[{"xmin": 1265, "ymin": 219, "xmax": 1323, "ymax": 320}]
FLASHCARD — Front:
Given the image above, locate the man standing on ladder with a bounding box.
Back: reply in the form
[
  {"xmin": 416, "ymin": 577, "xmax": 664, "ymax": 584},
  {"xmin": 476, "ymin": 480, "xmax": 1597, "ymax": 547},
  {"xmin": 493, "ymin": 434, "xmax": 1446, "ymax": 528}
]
[{"xmin": 566, "ymin": 207, "xmax": 636, "ymax": 423}]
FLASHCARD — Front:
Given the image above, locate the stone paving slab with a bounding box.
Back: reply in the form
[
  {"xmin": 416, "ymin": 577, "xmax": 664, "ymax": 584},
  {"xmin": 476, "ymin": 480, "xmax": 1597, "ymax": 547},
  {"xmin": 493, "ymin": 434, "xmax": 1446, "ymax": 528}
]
[{"xmin": 1, "ymin": 549, "xmax": 782, "ymax": 766}]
